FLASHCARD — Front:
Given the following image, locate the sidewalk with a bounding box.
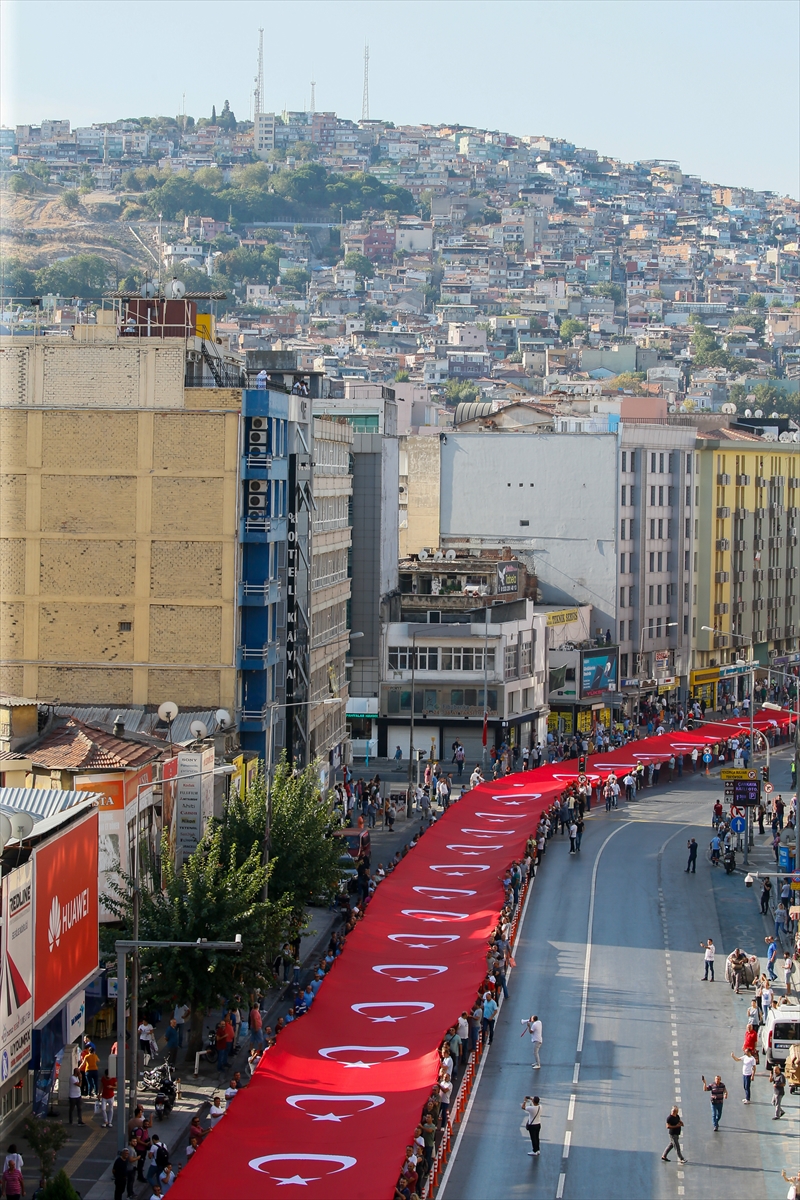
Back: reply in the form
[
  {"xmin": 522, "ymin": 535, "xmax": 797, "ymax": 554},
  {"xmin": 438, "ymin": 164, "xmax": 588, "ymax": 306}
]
[{"xmin": 3, "ymin": 798, "xmax": 433, "ymax": 1198}]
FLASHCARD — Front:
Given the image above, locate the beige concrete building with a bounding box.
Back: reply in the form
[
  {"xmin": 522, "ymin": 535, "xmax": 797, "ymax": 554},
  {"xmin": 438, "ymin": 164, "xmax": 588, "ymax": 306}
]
[
  {"xmin": 399, "ymin": 435, "xmax": 441, "ymax": 557},
  {"xmin": 0, "ymin": 334, "xmax": 241, "ymax": 711},
  {"xmin": 309, "ymin": 417, "xmax": 353, "ymax": 776}
]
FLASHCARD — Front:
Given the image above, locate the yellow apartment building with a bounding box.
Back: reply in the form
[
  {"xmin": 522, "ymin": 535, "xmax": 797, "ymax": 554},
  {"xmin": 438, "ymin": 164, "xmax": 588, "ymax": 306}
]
[
  {"xmin": 0, "ymin": 331, "xmax": 241, "ymax": 711},
  {"xmin": 692, "ymin": 428, "xmax": 800, "ymax": 704}
]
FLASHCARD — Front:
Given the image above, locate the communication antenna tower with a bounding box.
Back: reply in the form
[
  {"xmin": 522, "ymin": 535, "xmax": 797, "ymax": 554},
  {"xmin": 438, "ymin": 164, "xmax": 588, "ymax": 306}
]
[
  {"xmin": 254, "ymin": 27, "xmax": 264, "ymax": 116},
  {"xmin": 361, "ymin": 43, "xmax": 369, "ymax": 122},
  {"xmin": 310, "ymin": 79, "xmax": 316, "ymax": 114}
]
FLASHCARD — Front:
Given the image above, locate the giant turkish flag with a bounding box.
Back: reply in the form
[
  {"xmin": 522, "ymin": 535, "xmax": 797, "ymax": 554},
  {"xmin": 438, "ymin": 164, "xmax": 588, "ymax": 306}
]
[{"xmin": 169, "ymin": 778, "xmax": 551, "ymax": 1199}]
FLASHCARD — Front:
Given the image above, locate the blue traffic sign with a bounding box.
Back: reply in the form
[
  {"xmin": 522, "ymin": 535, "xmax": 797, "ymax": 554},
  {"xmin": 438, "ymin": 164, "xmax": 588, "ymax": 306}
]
[
  {"xmin": 730, "ymin": 816, "xmax": 746, "ymax": 833},
  {"xmin": 703, "ymin": 752, "xmax": 712, "ymax": 763}
]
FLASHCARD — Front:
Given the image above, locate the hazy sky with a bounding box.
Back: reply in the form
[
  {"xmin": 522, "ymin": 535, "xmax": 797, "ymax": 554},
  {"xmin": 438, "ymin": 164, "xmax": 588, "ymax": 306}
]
[{"xmin": 2, "ymin": 0, "xmax": 798, "ymax": 196}]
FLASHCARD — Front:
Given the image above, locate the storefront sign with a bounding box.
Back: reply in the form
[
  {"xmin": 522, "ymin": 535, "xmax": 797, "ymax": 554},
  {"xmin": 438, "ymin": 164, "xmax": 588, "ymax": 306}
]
[
  {"xmin": 65, "ymin": 990, "xmax": 86, "ymax": 1042},
  {"xmin": 33, "ymin": 813, "xmax": 99, "ymax": 1027},
  {"xmin": 0, "ymin": 862, "xmax": 33, "ymax": 1080},
  {"xmin": 546, "ymin": 609, "xmax": 579, "ymax": 627},
  {"xmin": 170, "ymin": 749, "xmax": 215, "ymax": 864}
]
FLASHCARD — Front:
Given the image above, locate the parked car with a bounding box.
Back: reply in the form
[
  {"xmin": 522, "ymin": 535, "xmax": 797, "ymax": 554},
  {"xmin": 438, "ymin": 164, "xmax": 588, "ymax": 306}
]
[
  {"xmin": 333, "ymin": 827, "xmax": 371, "ymax": 867},
  {"xmin": 761, "ymin": 997, "xmax": 800, "ymax": 1067}
]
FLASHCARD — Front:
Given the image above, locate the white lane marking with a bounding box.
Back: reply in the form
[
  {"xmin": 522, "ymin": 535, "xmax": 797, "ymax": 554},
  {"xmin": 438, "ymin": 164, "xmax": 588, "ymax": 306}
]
[
  {"xmin": 556, "ymin": 1173, "xmax": 566, "ymax": 1199},
  {"xmin": 576, "ymin": 823, "xmax": 631, "ymax": 1054},
  {"xmin": 567, "ymin": 1094, "xmax": 576, "ymax": 1122},
  {"xmin": 437, "ymin": 859, "xmax": 536, "ymax": 1199},
  {"xmin": 563, "ymin": 1130, "xmax": 571, "ymax": 1158},
  {"xmin": 572, "ymin": 1062, "xmax": 580, "ymax": 1085}
]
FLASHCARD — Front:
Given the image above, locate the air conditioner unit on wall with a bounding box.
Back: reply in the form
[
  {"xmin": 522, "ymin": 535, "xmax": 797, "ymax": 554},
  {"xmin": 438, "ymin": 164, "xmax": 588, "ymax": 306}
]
[
  {"xmin": 249, "ymin": 430, "xmax": 268, "ymax": 445},
  {"xmin": 252, "ymin": 417, "xmax": 268, "ymax": 430},
  {"xmin": 249, "ymin": 479, "xmax": 268, "ymax": 494},
  {"xmin": 248, "ymin": 494, "xmax": 267, "ymax": 510}
]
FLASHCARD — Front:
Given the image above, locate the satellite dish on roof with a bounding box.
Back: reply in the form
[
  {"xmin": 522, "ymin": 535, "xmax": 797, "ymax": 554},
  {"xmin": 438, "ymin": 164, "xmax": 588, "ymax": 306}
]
[
  {"xmin": 2, "ymin": 810, "xmax": 34, "ymax": 841},
  {"xmin": 668, "ymin": 404, "xmax": 677, "ymax": 413},
  {"xmin": 0, "ymin": 813, "xmax": 11, "ymax": 853},
  {"xmin": 190, "ymin": 720, "xmax": 208, "ymax": 740},
  {"xmin": 744, "ymin": 409, "xmax": 752, "ymax": 417},
  {"xmin": 763, "ymin": 431, "xmax": 778, "ymax": 441},
  {"xmin": 433, "ymin": 551, "xmax": 444, "ymax": 561},
  {"xmin": 158, "ymin": 701, "xmax": 179, "ymax": 723},
  {"xmin": 215, "ymin": 709, "xmax": 233, "ymax": 730},
  {"xmin": 418, "ymin": 549, "xmax": 429, "ymax": 560},
  {"xmin": 720, "ymin": 402, "xmax": 736, "ymax": 414},
  {"xmin": 754, "ymin": 409, "xmax": 764, "ymax": 418},
  {"xmin": 779, "ymin": 430, "xmax": 793, "ymax": 442},
  {"xmin": 445, "ymin": 549, "xmax": 456, "ymax": 561},
  {"xmin": 771, "ymin": 411, "xmax": 779, "ymax": 418},
  {"xmin": 165, "ymin": 278, "xmax": 186, "ymax": 300}
]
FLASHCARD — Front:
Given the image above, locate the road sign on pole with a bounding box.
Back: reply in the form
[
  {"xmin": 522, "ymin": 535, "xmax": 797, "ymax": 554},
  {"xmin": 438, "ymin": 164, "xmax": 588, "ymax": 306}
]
[{"xmin": 730, "ymin": 816, "xmax": 746, "ymax": 833}]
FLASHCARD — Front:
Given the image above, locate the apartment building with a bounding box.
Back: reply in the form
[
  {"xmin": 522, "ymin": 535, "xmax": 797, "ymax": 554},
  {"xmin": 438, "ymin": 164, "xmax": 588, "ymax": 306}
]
[
  {"xmin": 691, "ymin": 431, "xmax": 800, "ymax": 707},
  {"xmin": 0, "ymin": 317, "xmax": 333, "ymax": 772},
  {"xmin": 309, "ymin": 416, "xmax": 353, "ymax": 782},
  {"xmin": 379, "ymin": 599, "xmax": 548, "ymax": 762},
  {"xmin": 616, "ymin": 425, "xmax": 696, "ymax": 703}
]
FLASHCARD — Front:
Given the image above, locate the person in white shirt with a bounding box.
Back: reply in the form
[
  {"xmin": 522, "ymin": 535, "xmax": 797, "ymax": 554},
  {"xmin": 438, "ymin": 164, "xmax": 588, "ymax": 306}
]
[
  {"xmin": 208, "ymin": 1096, "xmax": 225, "ymax": 1128},
  {"xmin": 701, "ymin": 938, "xmax": 716, "ymax": 982},
  {"xmin": 521, "ymin": 1015, "xmax": 543, "ymax": 1067},
  {"xmin": 568, "ymin": 822, "xmax": 578, "ymax": 854},
  {"xmin": 731, "ymin": 1050, "xmax": 757, "ymax": 1102},
  {"xmin": 469, "ymin": 767, "xmax": 483, "ymax": 789},
  {"xmin": 521, "ymin": 1094, "xmax": 542, "ymax": 1155},
  {"xmin": 3, "ymin": 1147, "xmax": 23, "ymax": 1174}
]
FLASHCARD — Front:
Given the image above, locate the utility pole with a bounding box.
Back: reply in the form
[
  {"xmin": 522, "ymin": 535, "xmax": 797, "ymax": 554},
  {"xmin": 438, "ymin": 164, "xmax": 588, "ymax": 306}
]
[{"xmin": 361, "ymin": 43, "xmax": 370, "ymax": 122}]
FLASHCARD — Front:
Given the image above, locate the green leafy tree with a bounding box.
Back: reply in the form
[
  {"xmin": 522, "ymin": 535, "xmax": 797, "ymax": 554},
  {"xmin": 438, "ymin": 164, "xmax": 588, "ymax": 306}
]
[
  {"xmin": 8, "ymin": 172, "xmax": 34, "ymax": 194},
  {"xmin": 121, "ymin": 824, "xmax": 291, "ymax": 1057},
  {"xmin": 750, "ymin": 382, "xmax": 786, "ymax": 412},
  {"xmin": 23, "ymin": 1119, "xmax": 68, "ymax": 1187},
  {"xmin": 1, "ymin": 257, "xmax": 36, "ymax": 297},
  {"xmin": 746, "ymin": 293, "xmax": 766, "ymax": 310},
  {"xmin": 591, "ymin": 282, "xmax": 623, "ymax": 306},
  {"xmin": 34, "ymin": 254, "xmax": 112, "ymax": 297},
  {"xmin": 444, "ymin": 380, "xmax": 481, "ymax": 405},
  {"xmin": 343, "ymin": 251, "xmax": 375, "ymax": 279},
  {"xmin": 61, "ymin": 189, "xmax": 80, "ymax": 210},
  {"xmin": 217, "ymin": 100, "xmax": 237, "ymax": 131},
  {"xmin": 612, "ymin": 371, "xmax": 647, "ymax": 392},
  {"xmin": 559, "ymin": 318, "xmax": 586, "ymax": 343},
  {"xmin": 268, "ymin": 758, "xmax": 344, "ymax": 916},
  {"xmin": 280, "ymin": 267, "xmax": 311, "ymax": 292},
  {"xmin": 28, "ymin": 161, "xmax": 51, "ymax": 182},
  {"xmin": 394, "ymin": 369, "xmax": 410, "ymax": 381}
]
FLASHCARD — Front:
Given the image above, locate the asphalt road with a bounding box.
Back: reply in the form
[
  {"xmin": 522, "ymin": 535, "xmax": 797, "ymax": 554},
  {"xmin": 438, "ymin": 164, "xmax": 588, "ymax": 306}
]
[{"xmin": 440, "ymin": 759, "xmax": 797, "ymax": 1200}]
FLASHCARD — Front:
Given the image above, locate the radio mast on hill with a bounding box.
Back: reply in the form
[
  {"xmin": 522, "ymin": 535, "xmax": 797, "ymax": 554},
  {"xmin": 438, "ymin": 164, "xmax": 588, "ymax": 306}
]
[
  {"xmin": 254, "ymin": 27, "xmax": 264, "ymax": 117},
  {"xmin": 361, "ymin": 43, "xmax": 369, "ymax": 122}
]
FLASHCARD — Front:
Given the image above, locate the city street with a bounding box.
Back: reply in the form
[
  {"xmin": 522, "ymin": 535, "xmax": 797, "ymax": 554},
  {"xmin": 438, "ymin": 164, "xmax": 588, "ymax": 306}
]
[{"xmin": 440, "ymin": 754, "xmax": 797, "ymax": 1200}]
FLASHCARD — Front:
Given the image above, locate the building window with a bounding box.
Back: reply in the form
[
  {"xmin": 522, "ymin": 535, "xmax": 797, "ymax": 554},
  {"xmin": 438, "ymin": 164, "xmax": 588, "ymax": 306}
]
[
  {"xmin": 620, "ymin": 653, "xmax": 629, "ymax": 675},
  {"xmin": 650, "ymin": 519, "xmax": 655, "ymax": 539},
  {"xmin": 649, "ymin": 551, "xmax": 655, "ymax": 571},
  {"xmin": 658, "ymin": 519, "xmax": 664, "ymax": 539},
  {"xmin": 504, "ymin": 644, "xmax": 518, "ymax": 679},
  {"xmin": 657, "ymin": 584, "xmax": 663, "ymax": 604},
  {"xmin": 683, "ymin": 615, "xmax": 689, "ymax": 635},
  {"xmin": 520, "ymin": 639, "xmax": 533, "ymax": 675},
  {"xmin": 118, "ymin": 621, "xmax": 132, "ymax": 632},
  {"xmin": 648, "ymin": 584, "xmax": 654, "ymax": 605},
  {"xmin": 619, "ymin": 620, "xmax": 625, "ymax": 640},
  {"xmin": 622, "ymin": 451, "xmax": 627, "ymax": 472},
  {"xmin": 648, "ymin": 618, "xmax": 654, "ymax": 639},
  {"xmin": 659, "ymin": 453, "xmax": 665, "ymax": 473},
  {"xmin": 651, "ymin": 453, "xmax": 657, "ymax": 472}
]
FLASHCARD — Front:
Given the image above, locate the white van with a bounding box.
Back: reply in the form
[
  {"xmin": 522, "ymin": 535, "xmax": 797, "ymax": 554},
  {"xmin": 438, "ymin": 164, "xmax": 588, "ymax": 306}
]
[{"xmin": 761, "ymin": 997, "xmax": 800, "ymax": 1067}]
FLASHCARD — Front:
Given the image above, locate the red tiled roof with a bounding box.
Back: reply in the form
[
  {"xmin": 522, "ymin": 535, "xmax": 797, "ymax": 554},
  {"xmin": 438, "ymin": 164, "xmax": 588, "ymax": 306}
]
[{"xmin": 25, "ymin": 719, "xmax": 160, "ymax": 772}]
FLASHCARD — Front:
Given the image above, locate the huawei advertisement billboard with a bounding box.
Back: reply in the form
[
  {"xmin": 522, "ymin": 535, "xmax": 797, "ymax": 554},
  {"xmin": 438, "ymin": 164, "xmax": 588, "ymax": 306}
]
[{"xmin": 33, "ymin": 812, "xmax": 99, "ymax": 1027}]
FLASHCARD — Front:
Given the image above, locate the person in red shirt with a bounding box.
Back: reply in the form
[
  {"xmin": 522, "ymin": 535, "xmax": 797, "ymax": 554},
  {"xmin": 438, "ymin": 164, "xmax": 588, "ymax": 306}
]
[
  {"xmin": 248, "ymin": 1005, "xmax": 264, "ymax": 1050},
  {"xmin": 100, "ymin": 1070, "xmax": 117, "ymax": 1127}
]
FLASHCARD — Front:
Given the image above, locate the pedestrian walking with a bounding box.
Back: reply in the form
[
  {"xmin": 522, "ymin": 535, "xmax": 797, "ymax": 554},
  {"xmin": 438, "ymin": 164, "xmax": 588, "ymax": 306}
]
[
  {"xmin": 100, "ymin": 1069, "xmax": 117, "ymax": 1127},
  {"xmin": 701, "ymin": 1074, "xmax": 727, "ymax": 1131},
  {"xmin": 1, "ymin": 1161, "xmax": 24, "ymax": 1198},
  {"xmin": 701, "ymin": 938, "xmax": 716, "ymax": 981},
  {"xmin": 731, "ymin": 1050, "xmax": 757, "ymax": 1102},
  {"xmin": 760, "ymin": 877, "xmax": 772, "ymax": 914},
  {"xmin": 766, "ymin": 936, "xmax": 778, "ymax": 982},
  {"xmin": 686, "ymin": 839, "xmax": 698, "ymax": 873},
  {"xmin": 520, "ymin": 1015, "xmax": 543, "ymax": 1067},
  {"xmin": 661, "ymin": 1107, "xmax": 686, "ymax": 1162},
  {"xmin": 771, "ymin": 1064, "xmax": 786, "ymax": 1120},
  {"xmin": 173, "ymin": 1002, "xmax": 189, "ymax": 1048},
  {"xmin": 521, "ymin": 1095, "xmax": 542, "ymax": 1156},
  {"xmin": 568, "ymin": 820, "xmax": 577, "ymax": 854}
]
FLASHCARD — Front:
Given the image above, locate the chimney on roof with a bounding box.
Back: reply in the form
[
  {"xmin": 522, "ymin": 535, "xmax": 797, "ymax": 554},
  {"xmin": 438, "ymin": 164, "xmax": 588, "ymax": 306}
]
[{"xmin": 113, "ymin": 714, "xmax": 126, "ymax": 737}]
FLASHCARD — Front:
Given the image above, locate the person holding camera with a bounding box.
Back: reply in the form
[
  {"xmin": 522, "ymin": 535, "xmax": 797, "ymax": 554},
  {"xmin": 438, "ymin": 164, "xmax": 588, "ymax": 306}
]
[{"xmin": 521, "ymin": 1095, "xmax": 542, "ymax": 1156}]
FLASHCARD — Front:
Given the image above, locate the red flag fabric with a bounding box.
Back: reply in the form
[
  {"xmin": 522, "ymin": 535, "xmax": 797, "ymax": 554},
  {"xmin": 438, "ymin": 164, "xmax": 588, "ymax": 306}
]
[
  {"xmin": 169, "ymin": 777, "xmax": 553, "ymax": 1200},
  {"xmin": 482, "ymin": 710, "xmax": 488, "ymax": 746},
  {"xmin": 169, "ymin": 709, "xmax": 792, "ymax": 1199}
]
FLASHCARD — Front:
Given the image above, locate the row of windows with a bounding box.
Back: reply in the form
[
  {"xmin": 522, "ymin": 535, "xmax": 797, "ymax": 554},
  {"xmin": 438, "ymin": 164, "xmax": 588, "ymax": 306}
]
[
  {"xmin": 619, "ymin": 582, "xmax": 675, "ymax": 608},
  {"xmin": 388, "ymin": 646, "xmax": 497, "ymax": 671},
  {"xmin": 619, "ymin": 485, "xmax": 679, "ymax": 507},
  {"xmin": 386, "ymin": 687, "xmax": 499, "ymax": 714},
  {"xmin": 620, "ymin": 451, "xmax": 684, "ymax": 475}
]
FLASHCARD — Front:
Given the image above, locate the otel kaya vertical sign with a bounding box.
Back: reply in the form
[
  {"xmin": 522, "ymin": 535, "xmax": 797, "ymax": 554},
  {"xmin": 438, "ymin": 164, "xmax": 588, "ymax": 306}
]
[
  {"xmin": 286, "ymin": 450, "xmax": 298, "ymax": 760},
  {"xmin": 0, "ymin": 862, "xmax": 33, "ymax": 1083}
]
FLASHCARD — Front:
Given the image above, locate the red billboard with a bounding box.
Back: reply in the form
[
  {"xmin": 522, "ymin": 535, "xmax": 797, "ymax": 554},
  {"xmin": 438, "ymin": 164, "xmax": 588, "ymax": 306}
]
[{"xmin": 33, "ymin": 813, "xmax": 99, "ymax": 1026}]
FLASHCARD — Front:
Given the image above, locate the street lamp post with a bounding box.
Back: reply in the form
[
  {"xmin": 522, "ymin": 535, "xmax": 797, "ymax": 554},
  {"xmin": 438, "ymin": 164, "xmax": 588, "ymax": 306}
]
[
  {"xmin": 407, "ymin": 629, "xmax": 419, "ymax": 797},
  {"xmin": 128, "ymin": 761, "xmax": 235, "ymax": 1119},
  {"xmin": 702, "ymin": 626, "xmax": 755, "ymax": 864},
  {"xmin": 637, "ymin": 621, "xmax": 677, "ymax": 729},
  {"xmin": 116, "ymin": 936, "xmax": 242, "ymax": 1152}
]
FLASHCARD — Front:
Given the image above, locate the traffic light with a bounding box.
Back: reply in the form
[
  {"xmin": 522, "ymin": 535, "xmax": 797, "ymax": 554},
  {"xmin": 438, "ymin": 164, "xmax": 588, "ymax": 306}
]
[
  {"xmin": 578, "ymin": 754, "xmax": 586, "ymax": 774},
  {"xmin": 761, "ymin": 764, "xmax": 769, "ymax": 783}
]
